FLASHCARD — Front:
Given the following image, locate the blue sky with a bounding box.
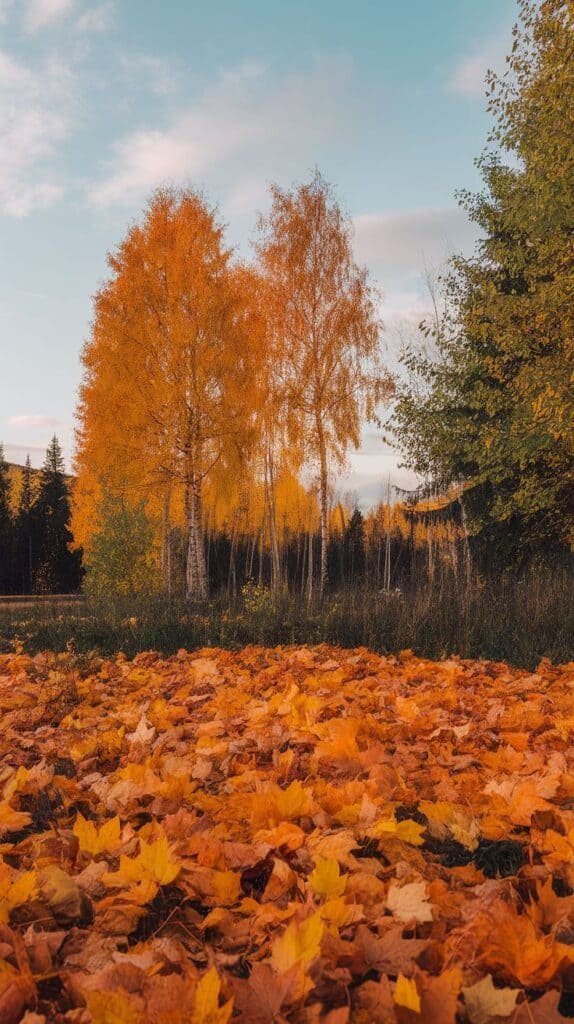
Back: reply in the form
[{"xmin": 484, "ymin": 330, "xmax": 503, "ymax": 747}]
[{"xmin": 0, "ymin": 0, "xmax": 518, "ymax": 506}]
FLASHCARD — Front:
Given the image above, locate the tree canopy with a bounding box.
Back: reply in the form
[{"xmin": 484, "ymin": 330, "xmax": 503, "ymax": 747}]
[{"xmin": 394, "ymin": 0, "xmax": 574, "ymax": 560}]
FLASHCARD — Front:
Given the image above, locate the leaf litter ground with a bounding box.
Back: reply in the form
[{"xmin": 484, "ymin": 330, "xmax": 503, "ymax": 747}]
[{"xmin": 1, "ymin": 644, "xmax": 574, "ymax": 1023}]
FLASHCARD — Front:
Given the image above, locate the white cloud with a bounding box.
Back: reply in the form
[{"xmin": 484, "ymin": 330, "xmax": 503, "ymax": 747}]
[
  {"xmin": 353, "ymin": 206, "xmax": 477, "ymax": 279},
  {"xmin": 8, "ymin": 415, "xmax": 64, "ymax": 428},
  {"xmin": 25, "ymin": 0, "xmax": 75, "ymax": 32},
  {"xmin": 0, "ymin": 0, "xmax": 14, "ymax": 24},
  {"xmin": 447, "ymin": 33, "xmax": 509, "ymax": 99},
  {"xmin": 89, "ymin": 56, "xmax": 353, "ymax": 208},
  {"xmin": 119, "ymin": 53, "xmax": 177, "ymax": 97},
  {"xmin": 0, "ymin": 50, "xmax": 74, "ymax": 216},
  {"xmin": 352, "ymin": 208, "xmax": 479, "ymax": 363},
  {"xmin": 75, "ymin": 1, "xmax": 114, "ymax": 34},
  {"xmin": 339, "ymin": 452, "xmax": 421, "ymax": 510}
]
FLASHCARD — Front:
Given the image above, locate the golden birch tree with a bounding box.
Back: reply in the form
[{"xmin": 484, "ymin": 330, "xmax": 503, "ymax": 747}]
[
  {"xmin": 256, "ymin": 170, "xmax": 393, "ymax": 594},
  {"xmin": 76, "ymin": 187, "xmax": 255, "ymax": 600}
]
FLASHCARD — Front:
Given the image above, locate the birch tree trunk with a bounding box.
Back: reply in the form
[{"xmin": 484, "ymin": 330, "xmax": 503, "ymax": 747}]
[
  {"xmin": 161, "ymin": 488, "xmax": 172, "ymax": 597},
  {"xmin": 318, "ymin": 437, "xmax": 329, "ymax": 598},
  {"xmin": 265, "ymin": 444, "xmax": 281, "ymax": 591},
  {"xmin": 306, "ymin": 520, "xmax": 314, "ymax": 604},
  {"xmin": 186, "ymin": 475, "xmax": 208, "ymax": 601}
]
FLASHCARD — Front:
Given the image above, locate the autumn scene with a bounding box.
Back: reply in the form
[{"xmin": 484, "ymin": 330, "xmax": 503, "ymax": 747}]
[{"xmin": 0, "ymin": 0, "xmax": 573, "ymax": 1021}]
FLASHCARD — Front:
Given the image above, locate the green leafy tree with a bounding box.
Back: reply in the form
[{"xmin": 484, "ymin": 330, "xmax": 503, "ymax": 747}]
[
  {"xmin": 85, "ymin": 494, "xmax": 159, "ymax": 599},
  {"xmin": 33, "ymin": 436, "xmax": 82, "ymax": 593},
  {"xmin": 395, "ymin": 0, "xmax": 574, "ymax": 561}
]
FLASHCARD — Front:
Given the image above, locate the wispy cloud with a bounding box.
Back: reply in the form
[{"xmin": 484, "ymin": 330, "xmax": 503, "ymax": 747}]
[
  {"xmin": 0, "ymin": 0, "xmax": 14, "ymax": 24},
  {"xmin": 0, "ymin": 50, "xmax": 74, "ymax": 216},
  {"xmin": 447, "ymin": 33, "xmax": 509, "ymax": 99},
  {"xmin": 353, "ymin": 207, "xmax": 478, "ymax": 357},
  {"xmin": 339, "ymin": 453, "xmax": 421, "ymax": 510},
  {"xmin": 75, "ymin": 1, "xmax": 114, "ymax": 34},
  {"xmin": 354, "ymin": 206, "xmax": 477, "ymax": 276},
  {"xmin": 89, "ymin": 56, "xmax": 353, "ymax": 208},
  {"xmin": 119, "ymin": 53, "xmax": 178, "ymax": 97},
  {"xmin": 25, "ymin": 0, "xmax": 75, "ymax": 32},
  {"xmin": 8, "ymin": 415, "xmax": 65, "ymax": 428}
]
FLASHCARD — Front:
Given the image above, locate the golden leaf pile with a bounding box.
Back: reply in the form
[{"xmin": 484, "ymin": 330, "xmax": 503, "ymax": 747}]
[{"xmin": 0, "ymin": 644, "xmax": 573, "ymax": 1023}]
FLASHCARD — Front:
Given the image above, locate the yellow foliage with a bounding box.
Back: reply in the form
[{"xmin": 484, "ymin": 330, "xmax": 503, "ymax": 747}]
[
  {"xmin": 73, "ymin": 813, "xmax": 121, "ymax": 856},
  {"xmin": 308, "ymin": 857, "xmax": 347, "ymax": 900},
  {"xmin": 86, "ymin": 990, "xmax": 144, "ymax": 1024},
  {"xmin": 0, "ymin": 865, "xmax": 37, "ymax": 923},
  {"xmin": 105, "ymin": 833, "xmax": 180, "ymax": 892},
  {"xmin": 394, "ymin": 973, "xmax": 421, "ymax": 1013},
  {"xmin": 271, "ymin": 911, "xmax": 324, "ymax": 974},
  {"xmin": 191, "ymin": 967, "xmax": 233, "ymax": 1024},
  {"xmin": 368, "ymin": 817, "xmax": 426, "ymax": 846}
]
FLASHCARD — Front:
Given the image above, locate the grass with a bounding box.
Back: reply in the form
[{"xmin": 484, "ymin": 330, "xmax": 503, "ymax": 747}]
[{"xmin": 0, "ymin": 567, "xmax": 572, "ymax": 668}]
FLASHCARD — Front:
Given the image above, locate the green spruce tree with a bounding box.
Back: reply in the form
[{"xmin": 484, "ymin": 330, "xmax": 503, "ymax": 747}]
[{"xmin": 33, "ymin": 437, "xmax": 82, "ymax": 593}]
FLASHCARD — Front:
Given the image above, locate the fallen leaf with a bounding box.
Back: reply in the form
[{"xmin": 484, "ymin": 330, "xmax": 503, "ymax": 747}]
[
  {"xmin": 462, "ymin": 974, "xmax": 521, "ymax": 1024},
  {"xmin": 386, "ymin": 880, "xmax": 433, "ymax": 924},
  {"xmin": 394, "ymin": 974, "xmax": 420, "ymax": 1013}
]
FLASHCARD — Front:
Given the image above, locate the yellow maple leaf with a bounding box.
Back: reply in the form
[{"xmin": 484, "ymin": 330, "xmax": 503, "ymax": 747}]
[
  {"xmin": 368, "ymin": 817, "xmax": 425, "ymax": 846},
  {"xmin": 394, "ymin": 973, "xmax": 421, "ymax": 1013},
  {"xmin": 271, "ymin": 911, "xmax": 324, "ymax": 974},
  {"xmin": 308, "ymin": 857, "xmax": 347, "ymax": 900},
  {"xmin": 191, "ymin": 966, "xmax": 233, "ymax": 1024},
  {"xmin": 86, "ymin": 989, "xmax": 143, "ymax": 1024},
  {"xmin": 250, "ymin": 780, "xmax": 315, "ymax": 829},
  {"xmin": 211, "ymin": 870, "xmax": 241, "ymax": 904},
  {"xmin": 105, "ymin": 834, "xmax": 180, "ymax": 891},
  {"xmin": 0, "ymin": 867, "xmax": 37, "ymax": 923},
  {"xmin": 137, "ymin": 835, "xmax": 181, "ymax": 884},
  {"xmin": 320, "ymin": 896, "xmax": 363, "ymax": 930},
  {"xmin": 396, "ymin": 819, "xmax": 426, "ymax": 846},
  {"xmin": 74, "ymin": 813, "xmax": 121, "ymax": 856}
]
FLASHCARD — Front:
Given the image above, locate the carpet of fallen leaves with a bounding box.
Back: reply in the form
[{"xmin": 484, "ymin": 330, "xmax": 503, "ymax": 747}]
[{"xmin": 1, "ymin": 645, "xmax": 574, "ymax": 1024}]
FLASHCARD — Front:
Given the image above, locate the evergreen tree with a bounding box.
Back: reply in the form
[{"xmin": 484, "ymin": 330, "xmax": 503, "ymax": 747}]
[
  {"xmin": 343, "ymin": 508, "xmax": 366, "ymax": 584},
  {"xmin": 33, "ymin": 436, "xmax": 82, "ymax": 593},
  {"xmin": 0, "ymin": 444, "xmax": 12, "ymax": 593},
  {"xmin": 13, "ymin": 455, "xmax": 34, "ymax": 594},
  {"xmin": 394, "ymin": 0, "xmax": 574, "ymax": 561}
]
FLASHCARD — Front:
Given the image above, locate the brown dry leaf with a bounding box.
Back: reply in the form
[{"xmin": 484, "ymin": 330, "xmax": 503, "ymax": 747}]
[
  {"xmin": 37, "ymin": 865, "xmax": 89, "ymax": 924},
  {"xmin": 386, "ymin": 880, "xmax": 433, "ymax": 924},
  {"xmin": 512, "ymin": 991, "xmax": 568, "ymax": 1023},
  {"xmin": 462, "ymin": 974, "xmax": 521, "ymax": 1024}
]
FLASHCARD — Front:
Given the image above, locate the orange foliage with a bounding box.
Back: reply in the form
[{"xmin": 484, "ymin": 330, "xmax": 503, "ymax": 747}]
[{"xmin": 1, "ymin": 646, "xmax": 574, "ymax": 1021}]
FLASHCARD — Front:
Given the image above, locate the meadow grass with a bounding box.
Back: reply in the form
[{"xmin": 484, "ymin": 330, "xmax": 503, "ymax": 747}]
[{"xmin": 0, "ymin": 567, "xmax": 571, "ymax": 669}]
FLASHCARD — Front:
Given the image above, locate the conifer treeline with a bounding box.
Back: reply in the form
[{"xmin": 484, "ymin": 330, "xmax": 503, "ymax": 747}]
[{"xmin": 0, "ymin": 437, "xmax": 82, "ymax": 594}]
